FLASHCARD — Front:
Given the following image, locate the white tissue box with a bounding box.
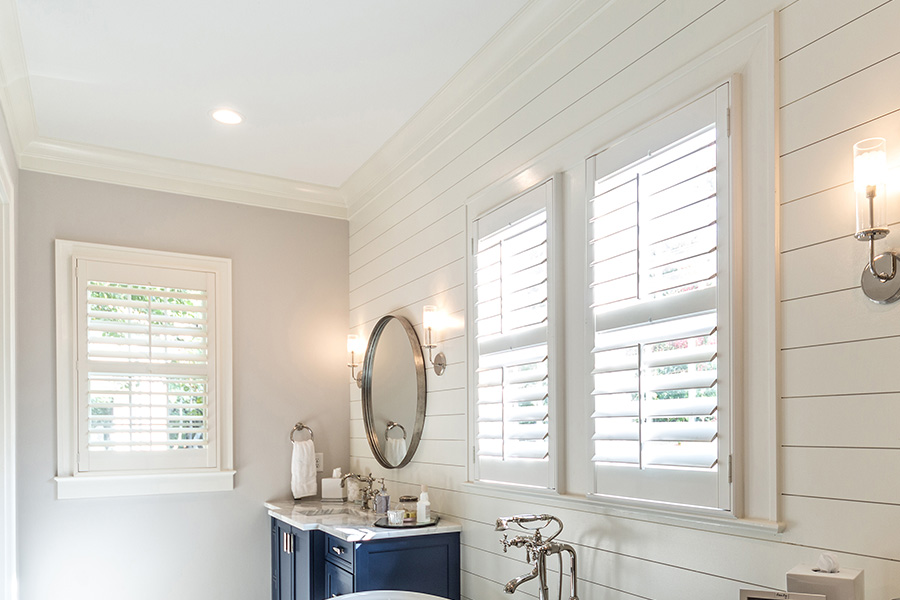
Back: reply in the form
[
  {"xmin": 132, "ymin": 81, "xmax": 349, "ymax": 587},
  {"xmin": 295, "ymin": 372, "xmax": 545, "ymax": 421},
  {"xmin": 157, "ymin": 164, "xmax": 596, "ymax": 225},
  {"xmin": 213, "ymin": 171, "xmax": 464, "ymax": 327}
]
[
  {"xmin": 786, "ymin": 564, "xmax": 864, "ymax": 600},
  {"xmin": 321, "ymin": 478, "xmax": 346, "ymax": 501}
]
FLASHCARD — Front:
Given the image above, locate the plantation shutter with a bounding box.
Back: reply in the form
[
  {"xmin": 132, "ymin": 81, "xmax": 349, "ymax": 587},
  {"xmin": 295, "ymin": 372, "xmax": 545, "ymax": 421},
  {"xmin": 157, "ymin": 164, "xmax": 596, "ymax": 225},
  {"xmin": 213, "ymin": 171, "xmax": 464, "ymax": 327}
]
[
  {"xmin": 472, "ymin": 180, "xmax": 554, "ymax": 489},
  {"xmin": 588, "ymin": 85, "xmax": 731, "ymax": 509},
  {"xmin": 75, "ymin": 259, "xmax": 218, "ymax": 473}
]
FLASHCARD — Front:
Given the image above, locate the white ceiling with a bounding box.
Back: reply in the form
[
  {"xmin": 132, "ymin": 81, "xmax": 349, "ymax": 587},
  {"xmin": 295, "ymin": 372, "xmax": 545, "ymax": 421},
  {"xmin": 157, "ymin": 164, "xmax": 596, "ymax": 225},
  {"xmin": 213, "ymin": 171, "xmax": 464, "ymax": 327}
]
[{"xmin": 1, "ymin": 0, "xmax": 532, "ymax": 213}]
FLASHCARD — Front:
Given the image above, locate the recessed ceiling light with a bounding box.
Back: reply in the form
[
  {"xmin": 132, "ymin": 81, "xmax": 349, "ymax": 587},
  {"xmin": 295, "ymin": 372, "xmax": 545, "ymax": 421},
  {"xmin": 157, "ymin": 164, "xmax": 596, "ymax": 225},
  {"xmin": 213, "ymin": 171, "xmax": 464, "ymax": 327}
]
[{"xmin": 211, "ymin": 108, "xmax": 243, "ymax": 125}]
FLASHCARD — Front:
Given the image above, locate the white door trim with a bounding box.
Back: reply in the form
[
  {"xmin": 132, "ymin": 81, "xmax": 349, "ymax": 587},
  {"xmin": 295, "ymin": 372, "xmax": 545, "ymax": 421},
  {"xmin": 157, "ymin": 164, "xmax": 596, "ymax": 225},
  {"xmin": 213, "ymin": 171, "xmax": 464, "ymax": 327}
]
[{"xmin": 0, "ymin": 140, "xmax": 17, "ymax": 600}]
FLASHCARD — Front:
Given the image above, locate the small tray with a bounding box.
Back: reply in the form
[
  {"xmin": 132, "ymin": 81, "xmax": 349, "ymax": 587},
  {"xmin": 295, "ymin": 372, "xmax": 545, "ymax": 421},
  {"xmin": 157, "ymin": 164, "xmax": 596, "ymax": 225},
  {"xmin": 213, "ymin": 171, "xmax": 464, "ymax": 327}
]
[{"xmin": 373, "ymin": 516, "xmax": 440, "ymax": 529}]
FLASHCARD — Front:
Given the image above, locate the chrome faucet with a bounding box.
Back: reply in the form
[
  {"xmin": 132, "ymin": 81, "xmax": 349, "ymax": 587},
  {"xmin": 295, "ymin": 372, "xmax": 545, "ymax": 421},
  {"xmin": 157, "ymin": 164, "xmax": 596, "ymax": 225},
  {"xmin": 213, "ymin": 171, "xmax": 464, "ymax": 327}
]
[
  {"xmin": 340, "ymin": 472, "xmax": 377, "ymax": 509},
  {"xmin": 496, "ymin": 514, "xmax": 579, "ymax": 600}
]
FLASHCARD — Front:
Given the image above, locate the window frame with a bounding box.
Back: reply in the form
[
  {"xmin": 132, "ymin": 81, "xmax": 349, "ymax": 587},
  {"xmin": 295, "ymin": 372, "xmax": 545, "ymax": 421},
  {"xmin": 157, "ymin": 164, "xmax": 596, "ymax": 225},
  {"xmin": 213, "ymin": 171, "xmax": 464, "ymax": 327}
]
[
  {"xmin": 585, "ymin": 83, "xmax": 735, "ymax": 512},
  {"xmin": 55, "ymin": 240, "xmax": 235, "ymax": 499},
  {"xmin": 466, "ymin": 177, "xmax": 563, "ymax": 493}
]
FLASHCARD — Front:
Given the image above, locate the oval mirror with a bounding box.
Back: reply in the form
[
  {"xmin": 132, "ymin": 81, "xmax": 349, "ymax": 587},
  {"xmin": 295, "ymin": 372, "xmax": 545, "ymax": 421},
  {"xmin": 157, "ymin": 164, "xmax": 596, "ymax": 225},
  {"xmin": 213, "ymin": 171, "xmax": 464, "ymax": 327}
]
[{"xmin": 361, "ymin": 315, "xmax": 426, "ymax": 468}]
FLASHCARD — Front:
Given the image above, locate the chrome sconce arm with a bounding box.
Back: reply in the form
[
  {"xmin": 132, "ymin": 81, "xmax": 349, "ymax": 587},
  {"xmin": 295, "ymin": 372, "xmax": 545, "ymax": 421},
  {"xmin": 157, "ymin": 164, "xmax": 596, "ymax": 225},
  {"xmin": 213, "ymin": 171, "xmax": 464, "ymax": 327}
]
[{"xmin": 857, "ymin": 213, "xmax": 899, "ymax": 297}]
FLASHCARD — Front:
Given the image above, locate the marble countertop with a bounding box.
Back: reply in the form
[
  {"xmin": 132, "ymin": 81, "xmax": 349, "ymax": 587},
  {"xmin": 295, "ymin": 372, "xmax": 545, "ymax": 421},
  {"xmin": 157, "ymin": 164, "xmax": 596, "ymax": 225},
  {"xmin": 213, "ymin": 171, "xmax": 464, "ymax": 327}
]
[{"xmin": 265, "ymin": 499, "xmax": 462, "ymax": 542}]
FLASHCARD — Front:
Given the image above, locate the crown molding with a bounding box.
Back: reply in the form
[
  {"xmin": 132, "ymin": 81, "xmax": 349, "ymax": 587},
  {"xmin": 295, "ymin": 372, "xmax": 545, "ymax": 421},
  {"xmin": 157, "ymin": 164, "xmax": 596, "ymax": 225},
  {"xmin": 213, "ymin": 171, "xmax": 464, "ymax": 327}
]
[
  {"xmin": 341, "ymin": 0, "xmax": 602, "ymax": 218},
  {"xmin": 0, "ymin": 0, "xmax": 37, "ymax": 156},
  {"xmin": 19, "ymin": 137, "xmax": 348, "ymax": 218}
]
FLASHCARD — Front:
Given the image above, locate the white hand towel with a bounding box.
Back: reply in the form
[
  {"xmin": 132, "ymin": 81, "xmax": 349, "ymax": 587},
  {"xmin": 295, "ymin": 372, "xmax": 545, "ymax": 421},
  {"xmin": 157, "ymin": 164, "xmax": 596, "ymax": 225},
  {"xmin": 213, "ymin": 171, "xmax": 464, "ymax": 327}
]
[
  {"xmin": 291, "ymin": 439, "xmax": 317, "ymax": 499},
  {"xmin": 385, "ymin": 437, "xmax": 408, "ymax": 466}
]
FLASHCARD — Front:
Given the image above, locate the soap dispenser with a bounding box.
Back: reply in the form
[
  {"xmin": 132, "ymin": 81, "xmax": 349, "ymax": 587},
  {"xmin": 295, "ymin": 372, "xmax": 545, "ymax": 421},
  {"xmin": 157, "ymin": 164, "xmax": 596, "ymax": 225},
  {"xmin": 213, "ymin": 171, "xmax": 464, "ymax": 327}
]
[
  {"xmin": 373, "ymin": 478, "xmax": 390, "ymax": 515},
  {"xmin": 416, "ymin": 485, "xmax": 431, "ymax": 523}
]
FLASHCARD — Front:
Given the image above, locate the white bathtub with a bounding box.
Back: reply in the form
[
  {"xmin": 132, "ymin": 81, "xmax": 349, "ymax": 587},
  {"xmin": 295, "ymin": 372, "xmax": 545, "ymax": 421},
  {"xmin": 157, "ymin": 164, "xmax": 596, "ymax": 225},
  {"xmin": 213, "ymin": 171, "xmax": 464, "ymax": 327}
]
[{"xmin": 336, "ymin": 592, "xmax": 446, "ymax": 600}]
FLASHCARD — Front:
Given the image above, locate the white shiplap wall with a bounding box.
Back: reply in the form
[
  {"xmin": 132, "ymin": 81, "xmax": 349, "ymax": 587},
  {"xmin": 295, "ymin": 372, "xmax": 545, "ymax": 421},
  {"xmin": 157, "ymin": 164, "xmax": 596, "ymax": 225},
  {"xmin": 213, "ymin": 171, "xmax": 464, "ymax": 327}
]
[{"xmin": 348, "ymin": 0, "xmax": 900, "ymax": 598}]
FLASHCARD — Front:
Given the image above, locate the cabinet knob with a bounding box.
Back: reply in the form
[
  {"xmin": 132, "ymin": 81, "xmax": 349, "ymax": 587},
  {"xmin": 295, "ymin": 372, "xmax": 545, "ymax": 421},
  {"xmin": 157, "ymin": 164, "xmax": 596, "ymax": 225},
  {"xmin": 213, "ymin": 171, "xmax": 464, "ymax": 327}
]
[{"xmin": 331, "ymin": 546, "xmax": 345, "ymax": 555}]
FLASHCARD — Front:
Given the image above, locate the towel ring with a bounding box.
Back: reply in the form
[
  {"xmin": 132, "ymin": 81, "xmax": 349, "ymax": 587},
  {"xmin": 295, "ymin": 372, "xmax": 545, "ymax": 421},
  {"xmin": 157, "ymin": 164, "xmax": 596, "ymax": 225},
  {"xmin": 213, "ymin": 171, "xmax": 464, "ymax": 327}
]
[
  {"xmin": 385, "ymin": 420, "xmax": 407, "ymax": 440},
  {"xmin": 290, "ymin": 422, "xmax": 314, "ymax": 442}
]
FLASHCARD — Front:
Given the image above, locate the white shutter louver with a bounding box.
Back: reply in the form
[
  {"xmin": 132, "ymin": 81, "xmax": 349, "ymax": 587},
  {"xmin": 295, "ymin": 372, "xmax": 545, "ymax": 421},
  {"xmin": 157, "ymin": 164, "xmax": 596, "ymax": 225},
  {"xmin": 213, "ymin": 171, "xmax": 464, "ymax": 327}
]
[
  {"xmin": 77, "ymin": 260, "xmax": 217, "ymax": 472},
  {"xmin": 588, "ymin": 87, "xmax": 730, "ymax": 509},
  {"xmin": 472, "ymin": 181, "xmax": 554, "ymax": 489}
]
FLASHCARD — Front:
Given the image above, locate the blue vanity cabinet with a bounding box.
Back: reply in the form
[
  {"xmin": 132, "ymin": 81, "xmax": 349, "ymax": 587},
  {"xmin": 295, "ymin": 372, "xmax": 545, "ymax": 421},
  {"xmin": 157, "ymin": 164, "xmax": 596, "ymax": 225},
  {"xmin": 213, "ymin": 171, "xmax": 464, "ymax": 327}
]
[
  {"xmin": 271, "ymin": 518, "xmax": 325, "ymax": 600},
  {"xmin": 323, "ymin": 532, "xmax": 460, "ymax": 600},
  {"xmin": 272, "ymin": 516, "xmax": 460, "ymax": 600}
]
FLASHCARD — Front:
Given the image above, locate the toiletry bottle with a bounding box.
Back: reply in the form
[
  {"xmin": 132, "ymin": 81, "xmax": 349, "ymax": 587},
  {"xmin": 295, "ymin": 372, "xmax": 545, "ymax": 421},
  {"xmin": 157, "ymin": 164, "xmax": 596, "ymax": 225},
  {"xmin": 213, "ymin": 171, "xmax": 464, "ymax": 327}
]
[
  {"xmin": 416, "ymin": 485, "xmax": 431, "ymax": 523},
  {"xmin": 374, "ymin": 478, "xmax": 390, "ymax": 515}
]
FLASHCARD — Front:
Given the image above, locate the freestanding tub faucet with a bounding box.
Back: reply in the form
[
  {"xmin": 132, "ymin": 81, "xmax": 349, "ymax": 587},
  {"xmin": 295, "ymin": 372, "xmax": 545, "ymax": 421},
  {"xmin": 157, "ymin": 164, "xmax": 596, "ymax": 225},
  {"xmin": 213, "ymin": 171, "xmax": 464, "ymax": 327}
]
[{"xmin": 495, "ymin": 513, "xmax": 578, "ymax": 600}]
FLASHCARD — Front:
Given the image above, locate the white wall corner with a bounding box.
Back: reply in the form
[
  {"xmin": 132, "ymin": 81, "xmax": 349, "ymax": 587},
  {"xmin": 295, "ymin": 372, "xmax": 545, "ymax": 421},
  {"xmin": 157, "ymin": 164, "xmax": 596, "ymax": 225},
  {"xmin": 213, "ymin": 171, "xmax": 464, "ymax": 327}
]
[
  {"xmin": 0, "ymin": 0, "xmax": 37, "ymax": 158},
  {"xmin": 0, "ymin": 113, "xmax": 17, "ymax": 600}
]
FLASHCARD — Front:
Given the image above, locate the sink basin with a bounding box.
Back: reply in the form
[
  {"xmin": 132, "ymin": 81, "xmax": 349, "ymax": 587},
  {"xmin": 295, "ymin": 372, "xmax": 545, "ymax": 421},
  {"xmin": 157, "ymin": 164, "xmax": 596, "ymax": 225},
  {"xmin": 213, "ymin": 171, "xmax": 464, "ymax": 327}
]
[{"xmin": 293, "ymin": 507, "xmax": 357, "ymax": 516}]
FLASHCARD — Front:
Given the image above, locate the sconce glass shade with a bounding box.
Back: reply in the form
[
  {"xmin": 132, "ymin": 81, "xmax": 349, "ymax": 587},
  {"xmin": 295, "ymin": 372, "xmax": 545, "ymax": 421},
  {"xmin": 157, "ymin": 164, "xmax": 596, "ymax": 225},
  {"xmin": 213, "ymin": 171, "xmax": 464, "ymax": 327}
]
[
  {"xmin": 422, "ymin": 305, "xmax": 439, "ymax": 330},
  {"xmin": 854, "ymin": 137, "xmax": 888, "ymax": 239},
  {"xmin": 421, "ymin": 305, "xmax": 446, "ymax": 376},
  {"xmin": 347, "ymin": 334, "xmax": 364, "ymax": 388},
  {"xmin": 347, "ymin": 334, "xmax": 363, "ymax": 355}
]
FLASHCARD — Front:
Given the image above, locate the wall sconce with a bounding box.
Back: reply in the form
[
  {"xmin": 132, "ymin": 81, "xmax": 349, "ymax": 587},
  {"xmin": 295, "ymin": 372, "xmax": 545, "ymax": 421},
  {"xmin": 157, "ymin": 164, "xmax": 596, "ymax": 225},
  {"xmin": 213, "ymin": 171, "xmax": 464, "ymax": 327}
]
[
  {"xmin": 347, "ymin": 334, "xmax": 364, "ymax": 388},
  {"xmin": 854, "ymin": 138, "xmax": 900, "ymax": 303},
  {"xmin": 422, "ymin": 305, "xmax": 447, "ymax": 376}
]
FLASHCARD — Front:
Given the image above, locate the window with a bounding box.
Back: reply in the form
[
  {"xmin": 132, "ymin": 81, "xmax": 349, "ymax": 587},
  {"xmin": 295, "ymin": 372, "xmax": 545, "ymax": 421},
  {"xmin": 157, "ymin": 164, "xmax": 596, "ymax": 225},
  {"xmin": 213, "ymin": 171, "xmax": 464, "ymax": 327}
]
[
  {"xmin": 463, "ymin": 20, "xmax": 779, "ymax": 528},
  {"xmin": 468, "ymin": 179, "xmax": 558, "ymax": 490},
  {"xmin": 55, "ymin": 241, "xmax": 234, "ymax": 499},
  {"xmin": 586, "ymin": 84, "xmax": 732, "ymax": 510}
]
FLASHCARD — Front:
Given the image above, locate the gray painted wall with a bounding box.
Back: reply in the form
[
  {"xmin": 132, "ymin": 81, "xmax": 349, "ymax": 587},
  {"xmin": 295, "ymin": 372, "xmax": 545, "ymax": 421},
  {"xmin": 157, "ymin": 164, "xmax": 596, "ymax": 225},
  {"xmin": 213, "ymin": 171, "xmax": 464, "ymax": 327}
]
[{"xmin": 15, "ymin": 172, "xmax": 349, "ymax": 600}]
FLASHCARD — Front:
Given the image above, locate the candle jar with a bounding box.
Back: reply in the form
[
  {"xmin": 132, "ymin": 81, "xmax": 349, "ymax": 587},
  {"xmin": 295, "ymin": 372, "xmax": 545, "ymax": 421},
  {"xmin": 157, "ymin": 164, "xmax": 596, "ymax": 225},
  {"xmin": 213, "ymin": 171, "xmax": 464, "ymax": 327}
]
[{"xmin": 398, "ymin": 495, "xmax": 418, "ymax": 523}]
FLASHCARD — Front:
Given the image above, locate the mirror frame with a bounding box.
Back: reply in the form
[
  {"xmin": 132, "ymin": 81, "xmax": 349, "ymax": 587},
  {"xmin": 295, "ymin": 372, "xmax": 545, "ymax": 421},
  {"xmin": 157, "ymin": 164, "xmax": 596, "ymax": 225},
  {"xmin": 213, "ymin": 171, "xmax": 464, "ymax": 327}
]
[{"xmin": 361, "ymin": 314, "xmax": 427, "ymax": 469}]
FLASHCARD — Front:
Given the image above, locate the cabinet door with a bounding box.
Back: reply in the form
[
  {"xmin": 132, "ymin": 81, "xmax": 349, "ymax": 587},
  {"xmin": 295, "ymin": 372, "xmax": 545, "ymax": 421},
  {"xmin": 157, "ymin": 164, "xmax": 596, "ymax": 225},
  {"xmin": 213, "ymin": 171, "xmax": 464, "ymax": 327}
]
[
  {"xmin": 355, "ymin": 532, "xmax": 460, "ymax": 600},
  {"xmin": 271, "ymin": 519, "xmax": 326, "ymax": 600},
  {"xmin": 272, "ymin": 519, "xmax": 294, "ymax": 600},
  {"xmin": 293, "ymin": 527, "xmax": 326, "ymax": 600},
  {"xmin": 271, "ymin": 519, "xmax": 280, "ymax": 600},
  {"xmin": 324, "ymin": 562, "xmax": 354, "ymax": 599}
]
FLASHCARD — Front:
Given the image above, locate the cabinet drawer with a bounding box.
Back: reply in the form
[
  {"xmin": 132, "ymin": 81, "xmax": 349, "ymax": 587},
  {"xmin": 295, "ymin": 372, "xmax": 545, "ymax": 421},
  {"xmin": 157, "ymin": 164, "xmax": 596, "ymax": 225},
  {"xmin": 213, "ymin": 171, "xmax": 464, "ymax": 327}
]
[
  {"xmin": 325, "ymin": 561, "xmax": 353, "ymax": 598},
  {"xmin": 325, "ymin": 534, "xmax": 354, "ymax": 570}
]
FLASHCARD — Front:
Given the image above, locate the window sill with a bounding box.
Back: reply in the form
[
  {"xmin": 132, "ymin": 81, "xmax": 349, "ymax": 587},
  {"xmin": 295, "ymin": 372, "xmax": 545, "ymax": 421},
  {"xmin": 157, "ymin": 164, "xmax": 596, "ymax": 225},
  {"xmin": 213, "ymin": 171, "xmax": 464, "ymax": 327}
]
[
  {"xmin": 55, "ymin": 470, "xmax": 235, "ymax": 499},
  {"xmin": 461, "ymin": 481, "xmax": 783, "ymax": 539}
]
